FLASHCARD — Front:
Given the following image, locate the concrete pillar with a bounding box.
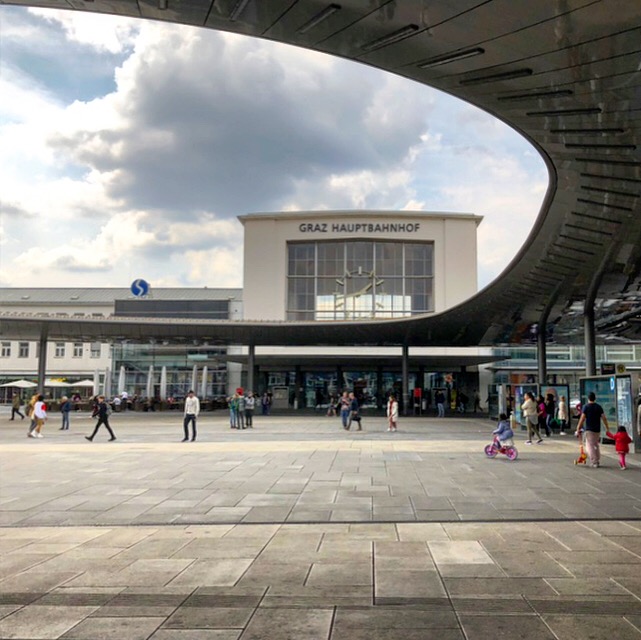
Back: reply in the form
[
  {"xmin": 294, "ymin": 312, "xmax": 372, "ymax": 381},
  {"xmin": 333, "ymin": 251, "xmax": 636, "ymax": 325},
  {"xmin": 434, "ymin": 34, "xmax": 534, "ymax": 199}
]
[
  {"xmin": 376, "ymin": 365, "xmax": 383, "ymax": 410},
  {"xmin": 247, "ymin": 344, "xmax": 255, "ymax": 392},
  {"xmin": 402, "ymin": 343, "xmax": 409, "ymax": 416},
  {"xmin": 295, "ymin": 365, "xmax": 304, "ymax": 410},
  {"xmin": 336, "ymin": 365, "xmax": 343, "ymax": 392},
  {"xmin": 37, "ymin": 331, "xmax": 48, "ymax": 395}
]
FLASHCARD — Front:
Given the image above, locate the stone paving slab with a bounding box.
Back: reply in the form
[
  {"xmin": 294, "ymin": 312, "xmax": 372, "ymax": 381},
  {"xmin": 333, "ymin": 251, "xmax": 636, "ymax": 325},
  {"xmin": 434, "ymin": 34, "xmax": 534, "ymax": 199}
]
[
  {"xmin": 0, "ymin": 521, "xmax": 640, "ymax": 638},
  {"xmin": 2, "ymin": 414, "xmax": 640, "ymax": 527},
  {"xmin": 2, "ymin": 414, "xmax": 641, "ymax": 638}
]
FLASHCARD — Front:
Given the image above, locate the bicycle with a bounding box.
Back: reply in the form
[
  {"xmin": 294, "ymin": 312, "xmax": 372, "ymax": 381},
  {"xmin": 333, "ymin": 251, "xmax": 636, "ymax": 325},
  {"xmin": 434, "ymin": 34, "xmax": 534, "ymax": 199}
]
[{"xmin": 484, "ymin": 435, "xmax": 518, "ymax": 461}]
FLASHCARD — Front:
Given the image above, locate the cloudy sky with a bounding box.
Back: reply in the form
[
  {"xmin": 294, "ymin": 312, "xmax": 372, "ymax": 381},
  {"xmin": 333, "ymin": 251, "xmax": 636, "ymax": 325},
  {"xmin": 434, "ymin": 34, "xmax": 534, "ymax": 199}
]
[{"xmin": 0, "ymin": 7, "xmax": 548, "ymax": 292}]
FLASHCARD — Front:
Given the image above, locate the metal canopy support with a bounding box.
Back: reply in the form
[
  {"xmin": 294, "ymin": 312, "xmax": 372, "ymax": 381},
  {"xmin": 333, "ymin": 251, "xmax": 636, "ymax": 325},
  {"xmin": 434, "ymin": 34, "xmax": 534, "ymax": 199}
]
[
  {"xmin": 584, "ymin": 246, "xmax": 614, "ymax": 377},
  {"xmin": 37, "ymin": 330, "xmax": 48, "ymax": 395},
  {"xmin": 585, "ymin": 306, "xmax": 596, "ymax": 376},
  {"xmin": 402, "ymin": 343, "xmax": 409, "ymax": 416},
  {"xmin": 537, "ymin": 322, "xmax": 547, "ymax": 386}
]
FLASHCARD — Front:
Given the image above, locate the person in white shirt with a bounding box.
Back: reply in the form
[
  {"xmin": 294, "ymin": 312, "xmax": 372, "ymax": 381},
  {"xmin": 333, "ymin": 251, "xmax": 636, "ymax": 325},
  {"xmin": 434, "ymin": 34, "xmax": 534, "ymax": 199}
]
[
  {"xmin": 29, "ymin": 395, "xmax": 47, "ymax": 438},
  {"xmin": 182, "ymin": 390, "xmax": 200, "ymax": 442}
]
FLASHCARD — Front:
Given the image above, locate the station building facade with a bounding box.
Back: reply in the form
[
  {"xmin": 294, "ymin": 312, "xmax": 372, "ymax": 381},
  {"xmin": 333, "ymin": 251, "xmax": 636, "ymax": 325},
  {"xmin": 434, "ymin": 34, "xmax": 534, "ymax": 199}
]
[{"xmin": 3, "ymin": 210, "xmax": 636, "ymax": 410}]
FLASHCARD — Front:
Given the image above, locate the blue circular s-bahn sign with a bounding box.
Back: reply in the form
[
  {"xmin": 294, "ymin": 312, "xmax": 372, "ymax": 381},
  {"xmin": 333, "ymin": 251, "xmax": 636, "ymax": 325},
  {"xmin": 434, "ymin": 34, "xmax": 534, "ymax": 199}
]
[{"xmin": 130, "ymin": 279, "xmax": 150, "ymax": 297}]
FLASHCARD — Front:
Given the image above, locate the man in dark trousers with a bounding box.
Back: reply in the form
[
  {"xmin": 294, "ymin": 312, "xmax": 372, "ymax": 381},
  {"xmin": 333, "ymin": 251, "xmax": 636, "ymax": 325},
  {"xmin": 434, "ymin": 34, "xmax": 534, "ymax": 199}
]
[
  {"xmin": 575, "ymin": 392, "xmax": 609, "ymax": 468},
  {"xmin": 85, "ymin": 396, "xmax": 116, "ymax": 442},
  {"xmin": 182, "ymin": 390, "xmax": 200, "ymax": 442}
]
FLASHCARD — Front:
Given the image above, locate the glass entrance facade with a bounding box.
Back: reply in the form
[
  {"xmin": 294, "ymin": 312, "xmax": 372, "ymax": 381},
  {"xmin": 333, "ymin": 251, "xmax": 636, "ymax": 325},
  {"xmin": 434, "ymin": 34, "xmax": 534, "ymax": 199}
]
[{"xmin": 287, "ymin": 241, "xmax": 433, "ymax": 320}]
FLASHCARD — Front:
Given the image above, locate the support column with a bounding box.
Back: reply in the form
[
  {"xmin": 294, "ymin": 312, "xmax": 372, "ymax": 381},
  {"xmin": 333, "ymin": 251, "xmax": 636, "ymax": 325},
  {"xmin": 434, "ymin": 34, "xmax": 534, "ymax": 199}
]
[
  {"xmin": 584, "ymin": 305, "xmax": 596, "ymax": 376},
  {"xmin": 402, "ymin": 343, "xmax": 409, "ymax": 417},
  {"xmin": 537, "ymin": 320, "xmax": 547, "ymax": 386},
  {"xmin": 247, "ymin": 344, "xmax": 255, "ymax": 393},
  {"xmin": 37, "ymin": 331, "xmax": 48, "ymax": 395},
  {"xmin": 336, "ymin": 365, "xmax": 343, "ymax": 392},
  {"xmin": 376, "ymin": 365, "xmax": 383, "ymax": 411},
  {"xmin": 295, "ymin": 365, "xmax": 304, "ymax": 410},
  {"xmin": 583, "ymin": 245, "xmax": 614, "ymax": 376}
]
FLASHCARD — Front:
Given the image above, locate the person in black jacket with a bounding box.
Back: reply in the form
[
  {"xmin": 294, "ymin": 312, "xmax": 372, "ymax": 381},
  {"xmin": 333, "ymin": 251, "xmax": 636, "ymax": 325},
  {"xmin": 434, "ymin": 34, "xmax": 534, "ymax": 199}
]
[
  {"xmin": 544, "ymin": 393, "xmax": 556, "ymax": 436},
  {"xmin": 347, "ymin": 392, "xmax": 362, "ymax": 431},
  {"xmin": 85, "ymin": 395, "xmax": 116, "ymax": 442}
]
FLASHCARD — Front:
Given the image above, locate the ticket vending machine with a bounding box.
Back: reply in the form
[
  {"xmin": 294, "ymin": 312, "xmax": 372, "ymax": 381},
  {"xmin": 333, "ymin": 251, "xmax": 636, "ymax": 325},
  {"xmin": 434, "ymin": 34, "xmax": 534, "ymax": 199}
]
[{"xmin": 579, "ymin": 374, "xmax": 638, "ymax": 452}]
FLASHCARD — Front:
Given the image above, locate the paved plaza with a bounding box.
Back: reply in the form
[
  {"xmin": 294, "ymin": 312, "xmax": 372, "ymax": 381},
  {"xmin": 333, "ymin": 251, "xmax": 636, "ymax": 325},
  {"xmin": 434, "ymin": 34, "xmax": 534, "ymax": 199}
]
[{"xmin": 1, "ymin": 411, "xmax": 641, "ymax": 639}]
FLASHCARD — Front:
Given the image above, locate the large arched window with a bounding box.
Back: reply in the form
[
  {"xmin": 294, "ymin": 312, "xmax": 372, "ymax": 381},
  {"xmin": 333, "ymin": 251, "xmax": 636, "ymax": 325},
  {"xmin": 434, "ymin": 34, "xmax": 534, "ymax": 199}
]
[{"xmin": 287, "ymin": 241, "xmax": 433, "ymax": 321}]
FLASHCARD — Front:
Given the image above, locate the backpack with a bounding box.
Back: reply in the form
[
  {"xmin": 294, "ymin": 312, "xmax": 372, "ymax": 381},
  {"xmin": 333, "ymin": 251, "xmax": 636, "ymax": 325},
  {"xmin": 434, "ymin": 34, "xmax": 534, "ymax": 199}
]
[{"xmin": 105, "ymin": 404, "xmax": 113, "ymax": 416}]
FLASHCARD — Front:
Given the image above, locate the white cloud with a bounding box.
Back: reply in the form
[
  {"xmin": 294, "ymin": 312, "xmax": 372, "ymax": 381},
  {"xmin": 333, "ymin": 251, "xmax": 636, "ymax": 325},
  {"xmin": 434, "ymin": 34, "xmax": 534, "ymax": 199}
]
[
  {"xmin": 0, "ymin": 7, "xmax": 547, "ymax": 292},
  {"xmin": 29, "ymin": 8, "xmax": 140, "ymax": 53}
]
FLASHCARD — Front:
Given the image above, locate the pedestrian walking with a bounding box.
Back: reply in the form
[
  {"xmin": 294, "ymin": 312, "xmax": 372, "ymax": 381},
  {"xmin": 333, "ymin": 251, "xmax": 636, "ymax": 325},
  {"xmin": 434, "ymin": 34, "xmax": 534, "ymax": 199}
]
[
  {"xmin": 605, "ymin": 426, "xmax": 632, "ymax": 470},
  {"xmin": 26, "ymin": 393, "xmax": 38, "ymax": 435},
  {"xmin": 85, "ymin": 395, "xmax": 116, "ymax": 442},
  {"xmin": 28, "ymin": 395, "xmax": 47, "ymax": 438},
  {"xmin": 522, "ymin": 391, "xmax": 543, "ymax": 445},
  {"xmin": 387, "ymin": 394, "xmax": 398, "ymax": 431},
  {"xmin": 347, "ymin": 392, "xmax": 362, "ymax": 431},
  {"xmin": 10, "ymin": 393, "xmax": 25, "ymax": 421},
  {"xmin": 182, "ymin": 390, "xmax": 200, "ymax": 441},
  {"xmin": 575, "ymin": 392, "xmax": 609, "ymax": 467},
  {"xmin": 537, "ymin": 395, "xmax": 550, "ymax": 437}
]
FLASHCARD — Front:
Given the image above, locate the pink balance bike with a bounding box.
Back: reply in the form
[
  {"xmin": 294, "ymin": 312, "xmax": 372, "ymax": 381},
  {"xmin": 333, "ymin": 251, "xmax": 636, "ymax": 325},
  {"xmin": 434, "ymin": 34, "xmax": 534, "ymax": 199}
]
[{"xmin": 484, "ymin": 435, "xmax": 518, "ymax": 461}]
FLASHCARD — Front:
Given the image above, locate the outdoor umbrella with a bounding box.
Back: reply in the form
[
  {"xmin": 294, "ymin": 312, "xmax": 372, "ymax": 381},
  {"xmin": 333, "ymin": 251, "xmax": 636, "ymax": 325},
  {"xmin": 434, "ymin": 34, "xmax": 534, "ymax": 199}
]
[
  {"xmin": 69, "ymin": 379, "xmax": 95, "ymax": 387},
  {"xmin": 0, "ymin": 379, "xmax": 37, "ymax": 388}
]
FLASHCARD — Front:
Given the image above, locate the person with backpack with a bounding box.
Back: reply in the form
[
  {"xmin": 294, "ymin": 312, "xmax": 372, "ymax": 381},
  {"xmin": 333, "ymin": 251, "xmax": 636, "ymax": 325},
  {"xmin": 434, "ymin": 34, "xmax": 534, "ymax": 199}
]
[{"xmin": 85, "ymin": 395, "xmax": 116, "ymax": 442}]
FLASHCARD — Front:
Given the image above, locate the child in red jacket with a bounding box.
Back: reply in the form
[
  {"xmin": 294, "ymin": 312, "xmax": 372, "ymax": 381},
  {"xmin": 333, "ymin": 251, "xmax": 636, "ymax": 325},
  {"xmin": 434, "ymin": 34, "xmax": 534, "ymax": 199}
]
[{"xmin": 605, "ymin": 426, "xmax": 633, "ymax": 470}]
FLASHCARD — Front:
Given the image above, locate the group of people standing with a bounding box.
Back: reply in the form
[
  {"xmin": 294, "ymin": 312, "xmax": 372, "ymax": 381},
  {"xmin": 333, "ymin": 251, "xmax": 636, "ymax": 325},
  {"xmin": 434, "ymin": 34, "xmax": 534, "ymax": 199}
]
[
  {"xmin": 227, "ymin": 391, "xmax": 256, "ymax": 429},
  {"xmin": 520, "ymin": 391, "xmax": 572, "ymax": 444}
]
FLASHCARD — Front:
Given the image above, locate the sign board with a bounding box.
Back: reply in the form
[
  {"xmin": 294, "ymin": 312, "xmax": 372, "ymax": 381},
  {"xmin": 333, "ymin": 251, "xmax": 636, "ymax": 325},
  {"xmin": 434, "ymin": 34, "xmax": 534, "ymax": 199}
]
[
  {"xmin": 601, "ymin": 363, "xmax": 615, "ymax": 375},
  {"xmin": 130, "ymin": 279, "xmax": 150, "ymax": 297}
]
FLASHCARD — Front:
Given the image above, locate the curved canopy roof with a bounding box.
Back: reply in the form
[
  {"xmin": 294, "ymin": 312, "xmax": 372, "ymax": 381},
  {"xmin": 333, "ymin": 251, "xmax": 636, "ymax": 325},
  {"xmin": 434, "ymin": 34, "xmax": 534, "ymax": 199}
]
[{"xmin": 1, "ymin": 0, "xmax": 640, "ymax": 346}]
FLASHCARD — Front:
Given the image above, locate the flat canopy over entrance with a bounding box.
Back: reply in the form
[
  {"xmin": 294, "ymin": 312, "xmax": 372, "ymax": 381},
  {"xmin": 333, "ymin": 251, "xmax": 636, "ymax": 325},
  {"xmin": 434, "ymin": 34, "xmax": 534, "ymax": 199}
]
[{"xmin": 226, "ymin": 354, "xmax": 505, "ymax": 371}]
